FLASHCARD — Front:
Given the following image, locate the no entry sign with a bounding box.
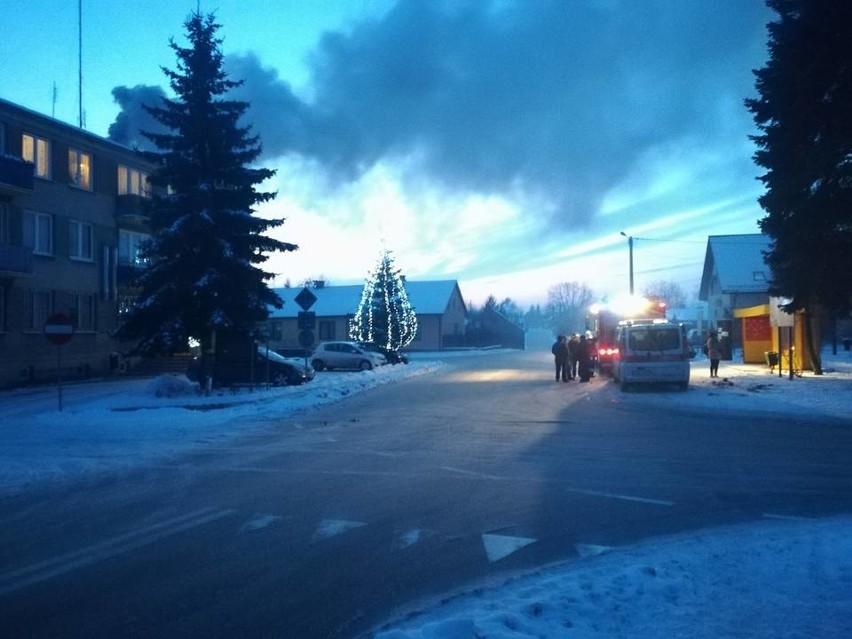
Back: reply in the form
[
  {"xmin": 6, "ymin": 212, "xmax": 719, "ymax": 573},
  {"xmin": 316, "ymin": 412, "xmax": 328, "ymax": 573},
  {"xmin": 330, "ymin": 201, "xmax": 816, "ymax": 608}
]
[{"xmin": 44, "ymin": 313, "xmax": 75, "ymax": 346}]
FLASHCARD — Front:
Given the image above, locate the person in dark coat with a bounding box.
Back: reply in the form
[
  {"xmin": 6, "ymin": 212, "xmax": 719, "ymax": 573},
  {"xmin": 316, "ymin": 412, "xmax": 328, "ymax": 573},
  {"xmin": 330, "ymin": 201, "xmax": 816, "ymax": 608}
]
[
  {"xmin": 705, "ymin": 330, "xmax": 722, "ymax": 378},
  {"xmin": 551, "ymin": 335, "xmax": 570, "ymax": 382},
  {"xmin": 577, "ymin": 334, "xmax": 592, "ymax": 382}
]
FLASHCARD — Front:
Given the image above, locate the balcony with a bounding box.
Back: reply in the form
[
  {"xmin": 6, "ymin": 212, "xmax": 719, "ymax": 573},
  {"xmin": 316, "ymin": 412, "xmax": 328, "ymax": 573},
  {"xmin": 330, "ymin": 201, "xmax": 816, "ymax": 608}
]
[
  {"xmin": 116, "ymin": 194, "xmax": 150, "ymax": 224},
  {"xmin": 0, "ymin": 244, "xmax": 34, "ymax": 277},
  {"xmin": 0, "ymin": 155, "xmax": 34, "ymax": 193}
]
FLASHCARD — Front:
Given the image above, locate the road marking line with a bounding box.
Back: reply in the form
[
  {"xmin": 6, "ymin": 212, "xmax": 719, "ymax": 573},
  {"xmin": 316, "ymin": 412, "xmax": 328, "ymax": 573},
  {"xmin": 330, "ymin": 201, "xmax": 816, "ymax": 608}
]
[
  {"xmin": 240, "ymin": 513, "xmax": 282, "ymax": 532},
  {"xmin": 576, "ymin": 543, "xmax": 615, "ymax": 558},
  {"xmin": 439, "ymin": 466, "xmax": 502, "ymax": 480},
  {"xmin": 482, "ymin": 533, "xmax": 537, "ymax": 562},
  {"xmin": 563, "ymin": 487, "xmax": 674, "ymax": 506},
  {"xmin": 0, "ymin": 507, "xmax": 235, "ymax": 595},
  {"xmin": 314, "ymin": 519, "xmax": 366, "ymax": 540},
  {"xmin": 763, "ymin": 513, "xmax": 816, "ymax": 521},
  {"xmin": 439, "ymin": 467, "xmax": 674, "ymax": 506},
  {"xmin": 207, "ymin": 465, "xmax": 676, "ymax": 507},
  {"xmin": 399, "ymin": 529, "xmax": 423, "ymax": 549}
]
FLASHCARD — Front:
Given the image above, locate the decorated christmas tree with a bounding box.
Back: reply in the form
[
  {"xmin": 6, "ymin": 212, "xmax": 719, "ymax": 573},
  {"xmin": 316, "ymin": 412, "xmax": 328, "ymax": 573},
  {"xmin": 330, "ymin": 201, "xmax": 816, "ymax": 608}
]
[{"xmin": 349, "ymin": 250, "xmax": 418, "ymax": 351}]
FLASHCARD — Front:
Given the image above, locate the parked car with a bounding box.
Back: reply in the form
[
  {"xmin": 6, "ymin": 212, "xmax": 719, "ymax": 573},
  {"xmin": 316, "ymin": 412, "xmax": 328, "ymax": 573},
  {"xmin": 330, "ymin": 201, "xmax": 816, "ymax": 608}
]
[
  {"xmin": 187, "ymin": 345, "xmax": 315, "ymax": 387},
  {"xmin": 358, "ymin": 342, "xmax": 409, "ymax": 364},
  {"xmin": 310, "ymin": 341, "xmax": 387, "ymax": 371}
]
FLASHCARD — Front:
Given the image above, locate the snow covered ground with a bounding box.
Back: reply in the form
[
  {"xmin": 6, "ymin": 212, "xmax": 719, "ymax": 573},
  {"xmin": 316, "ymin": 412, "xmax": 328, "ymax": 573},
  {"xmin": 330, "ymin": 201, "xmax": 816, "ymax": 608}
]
[{"xmin": 1, "ymin": 348, "xmax": 850, "ymax": 638}]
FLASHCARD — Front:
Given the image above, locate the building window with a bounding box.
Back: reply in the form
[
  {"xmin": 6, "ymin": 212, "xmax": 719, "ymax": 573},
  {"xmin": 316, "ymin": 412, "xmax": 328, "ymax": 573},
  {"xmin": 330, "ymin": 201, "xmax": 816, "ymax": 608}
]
[
  {"xmin": 68, "ymin": 148, "xmax": 92, "ymax": 190},
  {"xmin": 70, "ymin": 292, "xmax": 96, "ymax": 331},
  {"xmin": 267, "ymin": 320, "xmax": 282, "ymax": 341},
  {"xmin": 26, "ymin": 289, "xmax": 53, "ymax": 330},
  {"xmin": 318, "ymin": 320, "xmax": 335, "ymax": 340},
  {"xmin": 118, "ymin": 165, "xmax": 150, "ymax": 197},
  {"xmin": 23, "ymin": 211, "xmax": 53, "ymax": 255},
  {"xmin": 69, "ymin": 220, "xmax": 94, "ymax": 261},
  {"xmin": 753, "ymin": 271, "xmax": 766, "ymax": 281},
  {"xmin": 118, "ymin": 229, "xmax": 149, "ymax": 265},
  {"xmin": 22, "ymin": 133, "xmax": 51, "ymax": 178}
]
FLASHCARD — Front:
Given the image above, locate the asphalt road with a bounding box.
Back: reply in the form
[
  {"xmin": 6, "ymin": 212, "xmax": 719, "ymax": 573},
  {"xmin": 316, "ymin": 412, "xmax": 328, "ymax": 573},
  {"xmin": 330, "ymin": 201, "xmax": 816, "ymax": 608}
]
[{"xmin": 1, "ymin": 350, "xmax": 851, "ymax": 638}]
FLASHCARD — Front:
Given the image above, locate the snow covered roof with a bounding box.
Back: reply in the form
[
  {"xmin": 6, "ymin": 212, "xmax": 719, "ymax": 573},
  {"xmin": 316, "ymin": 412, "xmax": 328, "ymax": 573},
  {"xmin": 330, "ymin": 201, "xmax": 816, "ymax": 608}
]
[
  {"xmin": 699, "ymin": 234, "xmax": 772, "ymax": 299},
  {"xmin": 268, "ymin": 280, "xmax": 465, "ymax": 318}
]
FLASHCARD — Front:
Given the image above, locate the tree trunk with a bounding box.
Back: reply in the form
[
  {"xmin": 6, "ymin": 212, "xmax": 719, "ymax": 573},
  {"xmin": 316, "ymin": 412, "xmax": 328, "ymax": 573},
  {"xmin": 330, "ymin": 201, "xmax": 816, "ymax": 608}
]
[
  {"xmin": 199, "ymin": 330, "xmax": 216, "ymax": 393},
  {"xmin": 803, "ymin": 306, "xmax": 822, "ymax": 375}
]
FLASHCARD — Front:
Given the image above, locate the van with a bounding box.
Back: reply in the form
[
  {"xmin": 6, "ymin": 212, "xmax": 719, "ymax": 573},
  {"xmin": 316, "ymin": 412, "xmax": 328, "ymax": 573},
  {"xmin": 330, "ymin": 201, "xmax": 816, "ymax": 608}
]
[{"xmin": 612, "ymin": 320, "xmax": 691, "ymax": 391}]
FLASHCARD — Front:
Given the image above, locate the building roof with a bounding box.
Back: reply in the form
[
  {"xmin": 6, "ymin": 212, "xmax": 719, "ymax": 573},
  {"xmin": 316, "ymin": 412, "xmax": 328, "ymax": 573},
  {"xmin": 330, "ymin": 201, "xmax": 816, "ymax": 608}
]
[
  {"xmin": 699, "ymin": 234, "xmax": 772, "ymax": 300},
  {"xmin": 0, "ymin": 97, "xmax": 151, "ymax": 166},
  {"xmin": 268, "ymin": 280, "xmax": 465, "ymax": 318}
]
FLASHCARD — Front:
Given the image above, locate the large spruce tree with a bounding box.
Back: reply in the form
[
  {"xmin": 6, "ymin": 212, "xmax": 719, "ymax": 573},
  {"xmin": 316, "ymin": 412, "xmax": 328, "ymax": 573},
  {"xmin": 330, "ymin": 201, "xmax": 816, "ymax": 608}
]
[
  {"xmin": 116, "ymin": 12, "xmax": 296, "ymax": 374},
  {"xmin": 349, "ymin": 250, "xmax": 418, "ymax": 351},
  {"xmin": 746, "ymin": 0, "xmax": 852, "ymax": 373}
]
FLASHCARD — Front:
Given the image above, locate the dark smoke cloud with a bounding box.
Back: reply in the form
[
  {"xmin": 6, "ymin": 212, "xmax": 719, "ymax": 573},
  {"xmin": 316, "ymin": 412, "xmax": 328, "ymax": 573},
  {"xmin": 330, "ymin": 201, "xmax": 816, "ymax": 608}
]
[
  {"xmin": 107, "ymin": 85, "xmax": 169, "ymax": 151},
  {"xmin": 109, "ymin": 0, "xmax": 771, "ymax": 227}
]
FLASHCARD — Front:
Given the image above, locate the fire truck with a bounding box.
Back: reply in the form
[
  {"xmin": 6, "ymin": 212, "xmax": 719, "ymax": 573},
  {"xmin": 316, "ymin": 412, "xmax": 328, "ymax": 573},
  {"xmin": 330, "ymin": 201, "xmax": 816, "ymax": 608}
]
[{"xmin": 592, "ymin": 296, "xmax": 667, "ymax": 376}]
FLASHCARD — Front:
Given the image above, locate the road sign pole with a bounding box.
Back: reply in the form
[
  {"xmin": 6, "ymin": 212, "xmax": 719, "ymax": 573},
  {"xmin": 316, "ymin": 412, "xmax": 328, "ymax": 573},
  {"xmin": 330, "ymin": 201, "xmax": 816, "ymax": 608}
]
[
  {"xmin": 43, "ymin": 313, "xmax": 75, "ymax": 411},
  {"xmin": 56, "ymin": 344, "xmax": 63, "ymax": 412}
]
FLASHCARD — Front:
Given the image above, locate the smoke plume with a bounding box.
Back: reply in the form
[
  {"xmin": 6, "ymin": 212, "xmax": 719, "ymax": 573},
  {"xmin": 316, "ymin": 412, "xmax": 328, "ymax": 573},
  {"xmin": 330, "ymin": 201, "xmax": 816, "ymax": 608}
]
[{"xmin": 109, "ymin": 0, "xmax": 771, "ymax": 228}]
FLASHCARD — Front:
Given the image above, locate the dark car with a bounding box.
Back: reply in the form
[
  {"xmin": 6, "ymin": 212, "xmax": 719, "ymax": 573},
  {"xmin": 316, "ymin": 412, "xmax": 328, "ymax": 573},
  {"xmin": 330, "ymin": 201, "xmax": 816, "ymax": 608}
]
[
  {"xmin": 187, "ymin": 345, "xmax": 315, "ymax": 387},
  {"xmin": 358, "ymin": 342, "xmax": 409, "ymax": 365}
]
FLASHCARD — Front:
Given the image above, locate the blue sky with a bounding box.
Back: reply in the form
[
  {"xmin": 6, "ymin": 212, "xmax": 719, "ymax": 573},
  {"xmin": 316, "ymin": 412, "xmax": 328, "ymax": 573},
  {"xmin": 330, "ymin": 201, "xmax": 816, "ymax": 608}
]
[{"xmin": 0, "ymin": 0, "xmax": 774, "ymax": 308}]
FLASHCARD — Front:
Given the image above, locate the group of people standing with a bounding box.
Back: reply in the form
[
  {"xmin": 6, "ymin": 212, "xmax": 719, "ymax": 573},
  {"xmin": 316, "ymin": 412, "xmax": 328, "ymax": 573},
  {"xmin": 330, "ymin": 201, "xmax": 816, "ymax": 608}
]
[{"xmin": 551, "ymin": 333, "xmax": 594, "ymax": 383}]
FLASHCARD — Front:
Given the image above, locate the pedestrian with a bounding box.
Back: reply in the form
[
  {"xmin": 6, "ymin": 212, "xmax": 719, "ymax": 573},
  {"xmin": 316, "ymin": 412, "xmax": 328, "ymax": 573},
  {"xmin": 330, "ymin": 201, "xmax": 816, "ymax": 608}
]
[
  {"xmin": 551, "ymin": 335, "xmax": 570, "ymax": 382},
  {"xmin": 567, "ymin": 334, "xmax": 579, "ymax": 380},
  {"xmin": 577, "ymin": 334, "xmax": 592, "ymax": 382},
  {"xmin": 705, "ymin": 330, "xmax": 722, "ymax": 378}
]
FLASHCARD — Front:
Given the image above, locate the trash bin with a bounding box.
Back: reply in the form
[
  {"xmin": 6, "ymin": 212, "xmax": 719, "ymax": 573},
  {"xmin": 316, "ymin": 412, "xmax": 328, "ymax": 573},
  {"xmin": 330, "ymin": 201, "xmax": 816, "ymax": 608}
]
[{"xmin": 764, "ymin": 351, "xmax": 778, "ymax": 370}]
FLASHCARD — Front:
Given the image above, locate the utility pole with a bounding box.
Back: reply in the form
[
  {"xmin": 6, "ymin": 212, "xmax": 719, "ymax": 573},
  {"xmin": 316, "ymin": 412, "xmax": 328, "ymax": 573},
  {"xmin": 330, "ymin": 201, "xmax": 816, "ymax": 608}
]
[{"xmin": 620, "ymin": 231, "xmax": 634, "ymax": 295}]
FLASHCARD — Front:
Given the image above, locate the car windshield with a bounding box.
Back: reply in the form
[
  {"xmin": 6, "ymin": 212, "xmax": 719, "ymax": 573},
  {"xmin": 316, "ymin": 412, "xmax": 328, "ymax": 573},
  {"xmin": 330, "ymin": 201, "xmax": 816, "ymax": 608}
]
[
  {"xmin": 257, "ymin": 346, "xmax": 291, "ymax": 364},
  {"xmin": 627, "ymin": 327, "xmax": 681, "ymax": 352}
]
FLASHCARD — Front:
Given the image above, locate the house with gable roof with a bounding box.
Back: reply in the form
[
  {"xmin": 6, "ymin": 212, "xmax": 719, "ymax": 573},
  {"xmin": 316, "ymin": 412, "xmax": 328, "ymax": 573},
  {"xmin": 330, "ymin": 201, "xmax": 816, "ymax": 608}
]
[
  {"xmin": 699, "ymin": 233, "xmax": 772, "ymax": 358},
  {"xmin": 699, "ymin": 234, "xmax": 772, "ymax": 323},
  {"xmin": 699, "ymin": 233, "xmax": 826, "ymax": 369},
  {"xmin": 264, "ymin": 280, "xmax": 467, "ymax": 352}
]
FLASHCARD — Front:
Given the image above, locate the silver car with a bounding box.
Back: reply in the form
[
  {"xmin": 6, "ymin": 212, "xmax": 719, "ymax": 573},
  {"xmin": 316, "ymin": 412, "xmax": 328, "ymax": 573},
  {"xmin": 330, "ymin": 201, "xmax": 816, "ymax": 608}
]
[{"xmin": 310, "ymin": 341, "xmax": 387, "ymax": 371}]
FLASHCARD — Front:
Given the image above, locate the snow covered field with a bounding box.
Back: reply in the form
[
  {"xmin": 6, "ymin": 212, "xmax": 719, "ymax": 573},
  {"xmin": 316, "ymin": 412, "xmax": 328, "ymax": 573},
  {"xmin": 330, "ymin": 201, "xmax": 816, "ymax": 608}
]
[{"xmin": 1, "ymin": 348, "xmax": 850, "ymax": 638}]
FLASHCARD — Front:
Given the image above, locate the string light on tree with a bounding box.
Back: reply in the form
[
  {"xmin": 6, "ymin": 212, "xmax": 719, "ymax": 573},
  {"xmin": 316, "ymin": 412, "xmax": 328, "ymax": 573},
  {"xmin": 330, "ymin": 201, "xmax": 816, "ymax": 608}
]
[{"xmin": 349, "ymin": 250, "xmax": 418, "ymax": 351}]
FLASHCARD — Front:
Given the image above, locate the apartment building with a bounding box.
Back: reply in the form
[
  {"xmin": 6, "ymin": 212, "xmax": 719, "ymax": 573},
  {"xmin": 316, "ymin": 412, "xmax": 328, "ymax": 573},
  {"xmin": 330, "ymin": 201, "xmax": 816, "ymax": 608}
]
[{"xmin": 0, "ymin": 98, "xmax": 156, "ymax": 388}]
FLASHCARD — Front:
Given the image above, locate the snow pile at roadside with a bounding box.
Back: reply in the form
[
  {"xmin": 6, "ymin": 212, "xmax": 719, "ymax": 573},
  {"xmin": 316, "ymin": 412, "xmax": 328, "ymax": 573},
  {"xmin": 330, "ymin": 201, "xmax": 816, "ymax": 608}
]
[{"xmin": 373, "ymin": 515, "xmax": 852, "ymax": 639}]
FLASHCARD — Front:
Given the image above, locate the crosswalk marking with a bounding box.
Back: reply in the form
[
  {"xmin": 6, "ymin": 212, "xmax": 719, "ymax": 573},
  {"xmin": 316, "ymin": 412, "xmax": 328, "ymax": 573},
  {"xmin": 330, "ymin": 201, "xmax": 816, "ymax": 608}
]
[
  {"xmin": 482, "ymin": 533, "xmax": 537, "ymax": 562},
  {"xmin": 315, "ymin": 519, "xmax": 367, "ymax": 540}
]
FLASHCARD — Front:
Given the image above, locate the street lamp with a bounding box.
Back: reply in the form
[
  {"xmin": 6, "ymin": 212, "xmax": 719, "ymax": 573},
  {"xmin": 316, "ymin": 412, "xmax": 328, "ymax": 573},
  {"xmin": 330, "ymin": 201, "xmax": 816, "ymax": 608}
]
[{"xmin": 620, "ymin": 231, "xmax": 634, "ymax": 295}]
